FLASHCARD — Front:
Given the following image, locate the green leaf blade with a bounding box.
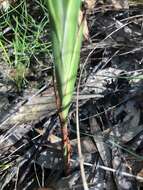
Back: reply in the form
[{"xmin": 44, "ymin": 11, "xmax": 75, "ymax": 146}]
[{"xmin": 45, "ymin": 0, "xmax": 83, "ymax": 121}]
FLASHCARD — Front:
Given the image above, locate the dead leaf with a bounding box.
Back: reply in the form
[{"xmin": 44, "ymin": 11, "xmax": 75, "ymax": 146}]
[
  {"xmin": 108, "ymin": 0, "xmax": 129, "ymax": 9},
  {"xmin": 79, "ymin": 10, "xmax": 90, "ymax": 41},
  {"xmin": 85, "ymin": 0, "xmax": 95, "ymax": 10},
  {"xmin": 0, "ymin": 0, "xmax": 10, "ymax": 10},
  {"xmin": 137, "ymin": 169, "xmax": 143, "ymax": 182}
]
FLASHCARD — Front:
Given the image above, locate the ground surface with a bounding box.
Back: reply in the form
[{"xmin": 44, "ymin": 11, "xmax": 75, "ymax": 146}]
[{"xmin": 0, "ymin": 0, "xmax": 143, "ymax": 190}]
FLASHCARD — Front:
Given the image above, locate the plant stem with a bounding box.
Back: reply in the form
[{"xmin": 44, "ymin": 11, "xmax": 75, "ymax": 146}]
[
  {"xmin": 53, "ymin": 74, "xmax": 71, "ymax": 174},
  {"xmin": 60, "ymin": 120, "xmax": 71, "ymax": 174}
]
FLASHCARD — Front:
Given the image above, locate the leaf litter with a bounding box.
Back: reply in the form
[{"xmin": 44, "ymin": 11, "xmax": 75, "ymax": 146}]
[{"xmin": 0, "ymin": 0, "xmax": 143, "ymax": 189}]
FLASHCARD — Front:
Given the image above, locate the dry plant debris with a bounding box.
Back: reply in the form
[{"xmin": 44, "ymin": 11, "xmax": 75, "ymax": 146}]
[{"xmin": 0, "ymin": 0, "xmax": 143, "ymax": 189}]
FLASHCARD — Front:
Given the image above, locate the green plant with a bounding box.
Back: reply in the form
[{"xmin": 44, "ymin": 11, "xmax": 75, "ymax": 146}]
[
  {"xmin": 0, "ymin": 0, "xmax": 51, "ymax": 90},
  {"xmin": 44, "ymin": 0, "xmax": 84, "ymax": 171}
]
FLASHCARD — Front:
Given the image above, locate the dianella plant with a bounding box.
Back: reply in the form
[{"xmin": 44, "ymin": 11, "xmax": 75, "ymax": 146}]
[{"xmin": 44, "ymin": 0, "xmax": 84, "ymax": 171}]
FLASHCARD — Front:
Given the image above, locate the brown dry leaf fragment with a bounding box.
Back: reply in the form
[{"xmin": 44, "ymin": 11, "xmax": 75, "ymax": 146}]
[
  {"xmin": 35, "ymin": 128, "xmax": 61, "ymax": 143},
  {"xmin": 107, "ymin": 0, "xmax": 129, "ymax": 9},
  {"xmin": 79, "ymin": 10, "xmax": 90, "ymax": 40},
  {"xmin": 0, "ymin": 0, "xmax": 16, "ymax": 10},
  {"xmin": 137, "ymin": 169, "xmax": 143, "ymax": 182},
  {"xmin": 84, "ymin": 0, "xmax": 96, "ymax": 10},
  {"xmin": 0, "ymin": 0, "xmax": 10, "ymax": 10}
]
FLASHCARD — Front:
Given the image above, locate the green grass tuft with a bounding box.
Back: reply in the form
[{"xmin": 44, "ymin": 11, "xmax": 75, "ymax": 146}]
[{"xmin": 0, "ymin": 0, "xmax": 51, "ymax": 91}]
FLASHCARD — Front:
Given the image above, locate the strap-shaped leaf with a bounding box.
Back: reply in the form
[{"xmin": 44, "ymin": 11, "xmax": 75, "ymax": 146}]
[{"xmin": 45, "ymin": 0, "xmax": 83, "ymax": 120}]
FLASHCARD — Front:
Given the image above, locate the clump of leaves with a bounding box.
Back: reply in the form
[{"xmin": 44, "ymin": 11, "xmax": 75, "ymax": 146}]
[{"xmin": 45, "ymin": 0, "xmax": 84, "ymax": 171}]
